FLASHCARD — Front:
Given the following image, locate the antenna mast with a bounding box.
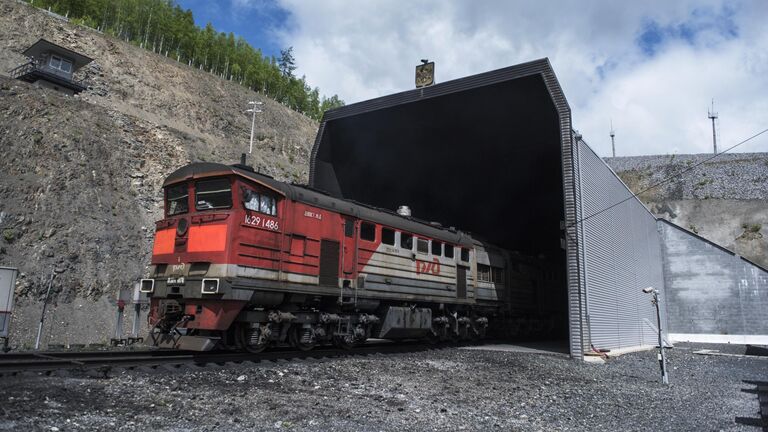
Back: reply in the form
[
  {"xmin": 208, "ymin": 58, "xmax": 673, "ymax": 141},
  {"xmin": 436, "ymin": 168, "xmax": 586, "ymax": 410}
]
[
  {"xmin": 609, "ymin": 120, "xmax": 616, "ymax": 158},
  {"xmin": 707, "ymin": 99, "xmax": 718, "ymax": 155}
]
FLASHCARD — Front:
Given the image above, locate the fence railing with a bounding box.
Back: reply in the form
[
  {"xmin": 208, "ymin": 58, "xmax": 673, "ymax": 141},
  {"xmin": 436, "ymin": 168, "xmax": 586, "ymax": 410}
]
[{"xmin": 8, "ymin": 61, "xmax": 86, "ymax": 88}]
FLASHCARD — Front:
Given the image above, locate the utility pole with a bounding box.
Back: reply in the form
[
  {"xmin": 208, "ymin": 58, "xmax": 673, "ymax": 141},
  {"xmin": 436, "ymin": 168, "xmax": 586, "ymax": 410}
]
[
  {"xmin": 610, "ymin": 120, "xmax": 616, "ymax": 158},
  {"xmin": 246, "ymin": 101, "xmax": 263, "ymax": 154},
  {"xmin": 708, "ymin": 99, "xmax": 718, "ymax": 155}
]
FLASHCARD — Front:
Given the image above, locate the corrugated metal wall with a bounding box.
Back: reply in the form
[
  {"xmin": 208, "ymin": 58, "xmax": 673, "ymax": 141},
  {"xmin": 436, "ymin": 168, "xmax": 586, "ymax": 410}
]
[{"xmin": 574, "ymin": 138, "xmax": 666, "ymax": 351}]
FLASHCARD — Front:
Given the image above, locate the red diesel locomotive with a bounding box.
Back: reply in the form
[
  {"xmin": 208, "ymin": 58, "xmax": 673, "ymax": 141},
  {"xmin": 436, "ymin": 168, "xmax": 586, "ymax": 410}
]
[{"xmin": 141, "ymin": 162, "xmax": 517, "ymax": 351}]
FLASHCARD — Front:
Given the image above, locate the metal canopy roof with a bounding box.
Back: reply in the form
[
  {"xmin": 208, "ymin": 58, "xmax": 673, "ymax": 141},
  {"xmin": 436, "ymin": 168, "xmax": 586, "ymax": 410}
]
[
  {"xmin": 309, "ymin": 58, "xmax": 572, "ymax": 258},
  {"xmin": 22, "ymin": 38, "xmax": 93, "ymax": 71}
]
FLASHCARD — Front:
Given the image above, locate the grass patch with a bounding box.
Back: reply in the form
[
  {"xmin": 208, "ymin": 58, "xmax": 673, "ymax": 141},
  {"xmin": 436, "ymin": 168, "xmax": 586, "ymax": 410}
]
[
  {"xmin": 2, "ymin": 229, "xmax": 15, "ymax": 243},
  {"xmin": 742, "ymin": 223, "xmax": 762, "ymax": 233}
]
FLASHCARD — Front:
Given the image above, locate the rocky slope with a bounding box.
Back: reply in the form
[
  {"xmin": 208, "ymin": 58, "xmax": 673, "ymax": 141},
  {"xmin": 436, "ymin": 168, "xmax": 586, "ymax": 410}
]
[
  {"xmin": 0, "ymin": 0, "xmax": 317, "ymax": 346},
  {"xmin": 605, "ymin": 153, "xmax": 768, "ymax": 268},
  {"xmin": 0, "ymin": 0, "xmax": 318, "ymax": 180}
]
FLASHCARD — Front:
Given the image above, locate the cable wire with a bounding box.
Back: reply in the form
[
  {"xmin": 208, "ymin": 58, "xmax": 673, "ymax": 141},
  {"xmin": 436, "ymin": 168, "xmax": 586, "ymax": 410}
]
[{"xmin": 571, "ymin": 126, "xmax": 768, "ymax": 228}]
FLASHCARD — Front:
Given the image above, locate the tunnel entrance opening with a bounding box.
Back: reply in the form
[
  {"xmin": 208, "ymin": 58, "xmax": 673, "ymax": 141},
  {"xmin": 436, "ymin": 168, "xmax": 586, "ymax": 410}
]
[{"xmin": 311, "ymin": 61, "xmax": 572, "ymax": 348}]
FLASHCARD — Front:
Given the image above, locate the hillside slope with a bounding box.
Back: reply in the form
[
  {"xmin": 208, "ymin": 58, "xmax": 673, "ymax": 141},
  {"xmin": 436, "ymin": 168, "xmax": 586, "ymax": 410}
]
[
  {"xmin": 0, "ymin": 0, "xmax": 317, "ymax": 181},
  {"xmin": 605, "ymin": 153, "xmax": 768, "ymax": 268},
  {"xmin": 0, "ymin": 0, "xmax": 318, "ymax": 346}
]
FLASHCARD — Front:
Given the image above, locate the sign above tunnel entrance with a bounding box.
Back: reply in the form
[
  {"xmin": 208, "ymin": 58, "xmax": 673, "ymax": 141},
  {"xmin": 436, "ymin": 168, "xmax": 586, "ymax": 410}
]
[{"xmin": 415, "ymin": 61, "xmax": 435, "ymax": 88}]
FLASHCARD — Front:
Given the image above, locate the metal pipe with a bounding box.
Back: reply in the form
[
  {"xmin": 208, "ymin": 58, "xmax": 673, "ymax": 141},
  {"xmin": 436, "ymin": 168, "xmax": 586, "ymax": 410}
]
[{"xmin": 34, "ymin": 271, "xmax": 56, "ymax": 350}]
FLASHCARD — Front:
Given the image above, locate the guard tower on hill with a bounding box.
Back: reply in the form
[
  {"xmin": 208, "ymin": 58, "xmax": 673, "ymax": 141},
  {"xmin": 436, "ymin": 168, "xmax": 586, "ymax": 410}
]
[{"xmin": 9, "ymin": 38, "xmax": 92, "ymax": 95}]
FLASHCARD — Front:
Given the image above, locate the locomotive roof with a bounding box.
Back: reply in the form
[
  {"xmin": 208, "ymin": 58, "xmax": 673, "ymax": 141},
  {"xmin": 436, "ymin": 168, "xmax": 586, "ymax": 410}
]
[{"xmin": 164, "ymin": 162, "xmax": 474, "ymax": 246}]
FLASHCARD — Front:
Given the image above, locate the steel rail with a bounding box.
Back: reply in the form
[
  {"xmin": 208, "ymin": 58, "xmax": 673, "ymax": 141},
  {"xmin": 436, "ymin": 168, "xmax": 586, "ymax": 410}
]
[{"xmin": 0, "ymin": 341, "xmax": 444, "ymax": 375}]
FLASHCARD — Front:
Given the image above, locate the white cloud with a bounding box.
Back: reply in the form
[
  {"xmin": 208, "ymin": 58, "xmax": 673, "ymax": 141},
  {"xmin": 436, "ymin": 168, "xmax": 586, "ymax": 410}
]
[{"xmin": 277, "ymin": 0, "xmax": 768, "ymax": 156}]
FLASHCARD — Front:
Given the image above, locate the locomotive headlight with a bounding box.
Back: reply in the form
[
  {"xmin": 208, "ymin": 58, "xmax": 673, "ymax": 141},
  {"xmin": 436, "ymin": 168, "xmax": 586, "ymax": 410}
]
[
  {"xmin": 201, "ymin": 278, "xmax": 219, "ymax": 294},
  {"xmin": 140, "ymin": 279, "xmax": 155, "ymax": 293}
]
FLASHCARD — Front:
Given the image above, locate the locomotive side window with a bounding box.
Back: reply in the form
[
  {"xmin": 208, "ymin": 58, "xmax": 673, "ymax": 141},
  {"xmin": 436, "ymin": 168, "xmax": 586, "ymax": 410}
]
[
  {"xmin": 478, "ymin": 264, "xmax": 491, "ymax": 282},
  {"xmin": 401, "ymin": 233, "xmax": 413, "ymax": 250},
  {"xmin": 360, "ymin": 222, "xmax": 376, "ymax": 241},
  {"xmin": 382, "ymin": 228, "xmax": 395, "ymax": 246},
  {"xmin": 242, "ymin": 188, "xmax": 277, "ymax": 216},
  {"xmin": 492, "ymin": 266, "xmax": 505, "ymax": 284},
  {"xmin": 260, "ymin": 195, "xmax": 276, "ymax": 215},
  {"xmin": 243, "ymin": 189, "xmax": 260, "ymax": 211},
  {"xmin": 445, "ymin": 244, "xmax": 454, "ymax": 259},
  {"xmin": 196, "ymin": 178, "xmax": 232, "ymax": 210},
  {"xmin": 166, "ymin": 183, "xmax": 189, "ymax": 216},
  {"xmin": 460, "ymin": 247, "xmax": 470, "ymax": 262},
  {"xmin": 344, "ymin": 219, "xmax": 354, "ymax": 237},
  {"xmin": 416, "ymin": 238, "xmax": 429, "ymax": 254},
  {"xmin": 431, "ymin": 241, "xmax": 442, "ymax": 256}
]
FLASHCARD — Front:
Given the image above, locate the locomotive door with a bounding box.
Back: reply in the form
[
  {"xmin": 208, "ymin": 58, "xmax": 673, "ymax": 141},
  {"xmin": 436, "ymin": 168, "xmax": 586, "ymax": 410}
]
[
  {"xmin": 456, "ymin": 266, "xmax": 467, "ymax": 299},
  {"xmin": 341, "ymin": 218, "xmax": 357, "ymax": 279}
]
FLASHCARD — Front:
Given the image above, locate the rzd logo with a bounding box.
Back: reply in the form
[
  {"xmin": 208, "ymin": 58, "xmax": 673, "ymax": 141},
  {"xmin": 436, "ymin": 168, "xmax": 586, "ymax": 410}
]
[{"xmin": 416, "ymin": 258, "xmax": 441, "ymax": 275}]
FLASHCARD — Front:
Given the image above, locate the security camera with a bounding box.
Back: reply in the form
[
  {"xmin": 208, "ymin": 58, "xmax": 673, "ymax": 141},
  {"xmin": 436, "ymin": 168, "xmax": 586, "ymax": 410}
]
[{"xmin": 642, "ymin": 287, "xmax": 655, "ymax": 294}]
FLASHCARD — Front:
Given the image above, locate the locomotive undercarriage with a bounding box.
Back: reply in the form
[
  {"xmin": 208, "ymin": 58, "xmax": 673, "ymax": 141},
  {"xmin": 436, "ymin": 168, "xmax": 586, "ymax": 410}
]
[{"xmin": 149, "ymin": 296, "xmax": 491, "ymax": 352}]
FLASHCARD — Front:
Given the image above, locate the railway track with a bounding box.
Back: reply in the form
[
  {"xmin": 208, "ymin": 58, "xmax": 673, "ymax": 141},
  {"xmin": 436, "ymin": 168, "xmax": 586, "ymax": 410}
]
[{"xmin": 0, "ymin": 341, "xmax": 441, "ymax": 375}]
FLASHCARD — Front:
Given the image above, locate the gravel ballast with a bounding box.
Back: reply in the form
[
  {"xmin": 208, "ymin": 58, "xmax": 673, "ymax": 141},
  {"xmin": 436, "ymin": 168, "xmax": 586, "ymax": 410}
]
[{"xmin": 1, "ymin": 343, "xmax": 765, "ymax": 431}]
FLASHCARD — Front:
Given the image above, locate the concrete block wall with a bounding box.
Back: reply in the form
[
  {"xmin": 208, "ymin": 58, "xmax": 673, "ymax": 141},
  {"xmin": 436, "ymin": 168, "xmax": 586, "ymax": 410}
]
[{"xmin": 658, "ymin": 219, "xmax": 768, "ymax": 344}]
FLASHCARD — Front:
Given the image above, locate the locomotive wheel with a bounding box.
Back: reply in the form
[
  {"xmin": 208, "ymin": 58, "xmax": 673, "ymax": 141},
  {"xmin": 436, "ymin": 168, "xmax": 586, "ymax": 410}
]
[
  {"xmin": 237, "ymin": 323, "xmax": 269, "ymax": 353},
  {"xmin": 332, "ymin": 334, "xmax": 357, "ymax": 350},
  {"xmin": 289, "ymin": 325, "xmax": 317, "ymax": 351}
]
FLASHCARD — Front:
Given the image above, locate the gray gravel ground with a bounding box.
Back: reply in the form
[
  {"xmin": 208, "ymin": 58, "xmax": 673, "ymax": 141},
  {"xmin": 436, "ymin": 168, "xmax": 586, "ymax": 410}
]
[{"xmin": 0, "ymin": 343, "xmax": 765, "ymax": 431}]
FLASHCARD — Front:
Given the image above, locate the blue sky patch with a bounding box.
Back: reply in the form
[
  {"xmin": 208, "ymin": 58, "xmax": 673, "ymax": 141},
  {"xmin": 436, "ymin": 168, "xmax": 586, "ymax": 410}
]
[
  {"xmin": 636, "ymin": 6, "xmax": 739, "ymax": 57},
  {"xmin": 176, "ymin": 0, "xmax": 290, "ymax": 59}
]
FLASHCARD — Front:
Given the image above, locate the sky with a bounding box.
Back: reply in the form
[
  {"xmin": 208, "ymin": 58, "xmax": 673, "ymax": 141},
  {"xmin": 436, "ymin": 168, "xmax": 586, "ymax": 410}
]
[{"xmin": 178, "ymin": 0, "xmax": 768, "ymax": 157}]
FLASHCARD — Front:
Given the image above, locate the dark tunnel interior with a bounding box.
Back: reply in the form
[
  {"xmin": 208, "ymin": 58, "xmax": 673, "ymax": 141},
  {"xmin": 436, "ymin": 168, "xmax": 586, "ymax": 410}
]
[{"xmin": 313, "ymin": 73, "xmax": 569, "ymax": 341}]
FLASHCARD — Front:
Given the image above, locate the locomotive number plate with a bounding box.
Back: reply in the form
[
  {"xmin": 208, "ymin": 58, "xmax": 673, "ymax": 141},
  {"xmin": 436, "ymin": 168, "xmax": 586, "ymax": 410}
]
[
  {"xmin": 167, "ymin": 277, "xmax": 185, "ymax": 285},
  {"xmin": 244, "ymin": 214, "xmax": 280, "ymax": 231}
]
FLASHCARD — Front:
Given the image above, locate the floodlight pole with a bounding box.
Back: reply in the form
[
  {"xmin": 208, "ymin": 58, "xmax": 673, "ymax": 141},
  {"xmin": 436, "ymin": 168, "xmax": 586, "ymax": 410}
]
[
  {"xmin": 708, "ymin": 99, "xmax": 718, "ymax": 155},
  {"xmin": 246, "ymin": 101, "xmax": 263, "ymax": 154},
  {"xmin": 645, "ymin": 287, "xmax": 669, "ymax": 384}
]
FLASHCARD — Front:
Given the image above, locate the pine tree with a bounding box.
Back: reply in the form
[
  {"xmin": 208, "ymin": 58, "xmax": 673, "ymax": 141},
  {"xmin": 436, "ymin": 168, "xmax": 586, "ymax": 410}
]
[{"xmin": 25, "ymin": 0, "xmax": 344, "ymax": 119}]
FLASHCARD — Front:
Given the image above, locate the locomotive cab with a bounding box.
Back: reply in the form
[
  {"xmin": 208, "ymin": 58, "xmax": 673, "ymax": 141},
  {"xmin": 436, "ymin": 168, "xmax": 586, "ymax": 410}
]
[{"xmin": 143, "ymin": 168, "xmax": 286, "ymax": 350}]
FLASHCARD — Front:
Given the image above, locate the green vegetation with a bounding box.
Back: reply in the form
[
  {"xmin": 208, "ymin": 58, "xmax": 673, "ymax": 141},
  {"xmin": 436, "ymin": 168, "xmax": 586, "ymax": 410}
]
[
  {"xmin": 742, "ymin": 223, "xmax": 762, "ymax": 233},
  {"xmin": 26, "ymin": 0, "xmax": 344, "ymax": 119},
  {"xmin": 688, "ymin": 224, "xmax": 699, "ymax": 234},
  {"xmin": 2, "ymin": 229, "xmax": 15, "ymax": 243}
]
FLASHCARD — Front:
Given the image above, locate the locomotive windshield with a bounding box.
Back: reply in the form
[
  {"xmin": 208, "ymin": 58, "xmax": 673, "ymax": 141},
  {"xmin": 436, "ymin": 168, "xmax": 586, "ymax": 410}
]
[
  {"xmin": 166, "ymin": 183, "xmax": 189, "ymax": 216},
  {"xmin": 195, "ymin": 178, "xmax": 232, "ymax": 210}
]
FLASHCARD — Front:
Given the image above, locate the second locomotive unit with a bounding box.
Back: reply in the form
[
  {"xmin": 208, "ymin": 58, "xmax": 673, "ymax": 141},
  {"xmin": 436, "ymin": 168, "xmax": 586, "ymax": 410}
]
[{"xmin": 141, "ymin": 161, "xmax": 520, "ymax": 351}]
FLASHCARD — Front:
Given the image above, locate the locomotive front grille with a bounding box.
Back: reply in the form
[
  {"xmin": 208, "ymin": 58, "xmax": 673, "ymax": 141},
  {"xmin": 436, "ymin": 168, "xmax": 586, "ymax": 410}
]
[{"xmin": 159, "ymin": 299, "xmax": 183, "ymax": 317}]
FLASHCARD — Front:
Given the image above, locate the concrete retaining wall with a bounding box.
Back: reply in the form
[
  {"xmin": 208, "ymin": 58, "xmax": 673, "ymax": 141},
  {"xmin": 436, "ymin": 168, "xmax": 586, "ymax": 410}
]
[{"xmin": 658, "ymin": 219, "xmax": 768, "ymax": 344}]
